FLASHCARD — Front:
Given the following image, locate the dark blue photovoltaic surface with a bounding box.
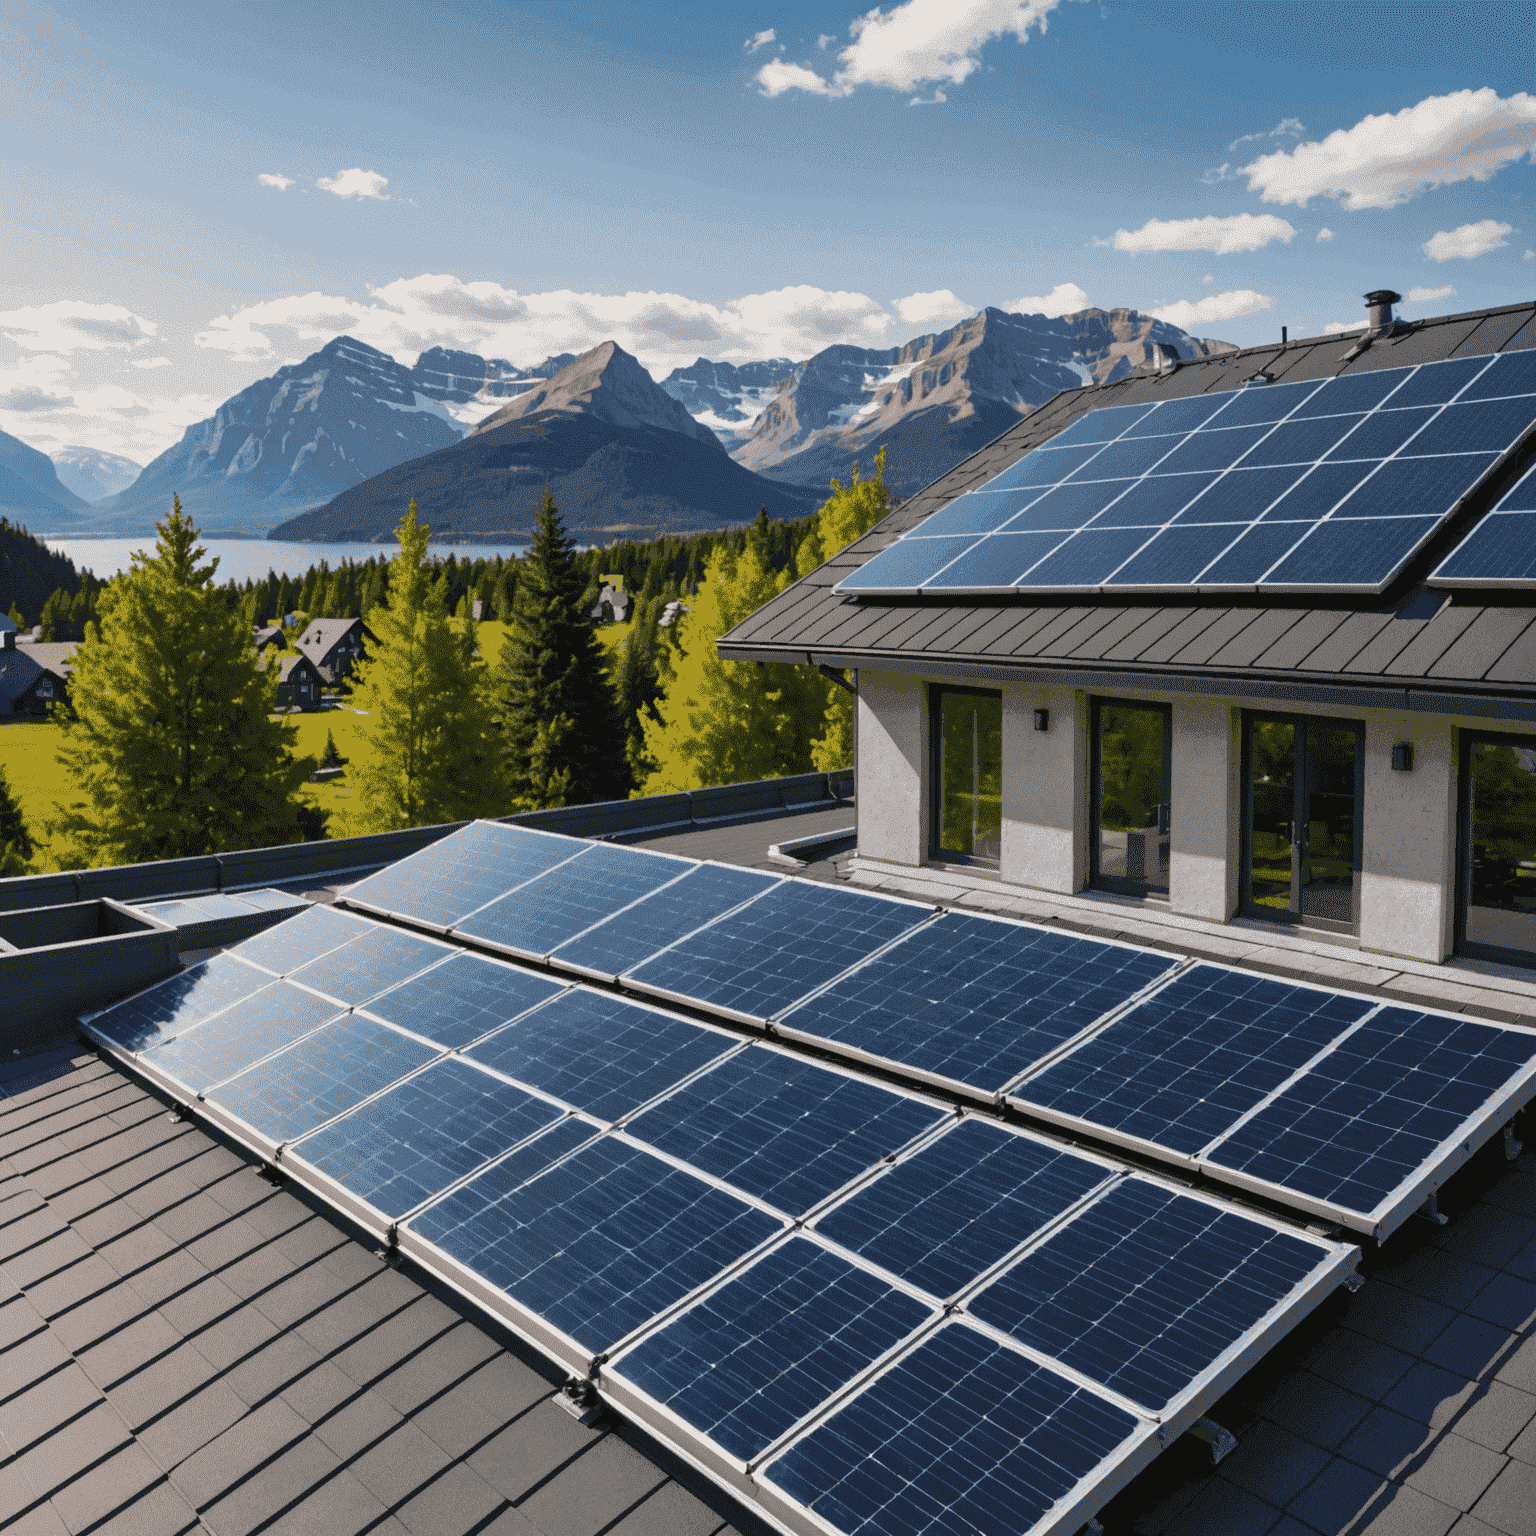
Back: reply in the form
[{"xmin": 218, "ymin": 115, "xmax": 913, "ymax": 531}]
[
  {"xmin": 454, "ymin": 842, "xmax": 695, "ymax": 958},
  {"xmin": 777, "ymin": 911, "xmax": 1175, "ymax": 1095},
  {"xmin": 340, "ymin": 821, "xmax": 582, "ymax": 929},
  {"xmin": 89, "ymin": 954, "xmax": 272, "ymax": 1053},
  {"xmin": 287, "ymin": 924, "xmax": 453, "ymax": 1006},
  {"xmin": 614, "ymin": 1237, "xmax": 933, "ymax": 1463},
  {"xmin": 1012, "ymin": 966, "xmax": 1373, "ymax": 1155},
  {"xmin": 360, "ymin": 952, "xmax": 566, "ymax": 1049},
  {"xmin": 1433, "ymin": 463, "xmax": 1536, "ymax": 584},
  {"xmin": 137, "ymin": 982, "xmax": 344, "ymax": 1093},
  {"xmin": 764, "ymin": 1323, "xmax": 1139, "ymax": 1536},
  {"xmin": 549, "ymin": 863, "xmax": 781, "ymax": 980},
  {"xmin": 289, "ymin": 1056, "xmax": 565, "ymax": 1219},
  {"xmin": 625, "ymin": 882, "xmax": 932, "ymax": 1023},
  {"xmin": 232, "ymin": 903, "xmax": 370, "ymax": 975},
  {"xmin": 967, "ymin": 1180, "xmax": 1325, "ymax": 1412},
  {"xmin": 405, "ymin": 1136, "xmax": 783, "ymax": 1352},
  {"xmin": 814, "ymin": 1119, "xmax": 1112, "ymax": 1298},
  {"xmin": 625, "ymin": 1046, "xmax": 947, "ymax": 1216},
  {"xmin": 1206, "ymin": 1007, "xmax": 1536, "ymax": 1218},
  {"xmin": 205, "ymin": 1014, "xmax": 439, "ymax": 1143},
  {"xmin": 465, "ymin": 989, "xmax": 736, "ymax": 1123}
]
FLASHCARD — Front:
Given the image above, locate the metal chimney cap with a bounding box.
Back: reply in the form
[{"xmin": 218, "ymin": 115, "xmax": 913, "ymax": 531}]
[{"xmin": 1364, "ymin": 289, "xmax": 1403, "ymax": 306}]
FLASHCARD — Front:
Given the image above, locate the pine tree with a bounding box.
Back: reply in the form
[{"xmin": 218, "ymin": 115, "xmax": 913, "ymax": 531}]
[
  {"xmin": 320, "ymin": 729, "xmax": 345, "ymax": 769},
  {"xmin": 49, "ymin": 498, "xmax": 313, "ymax": 866},
  {"xmin": 345, "ymin": 501, "xmax": 505, "ymax": 832},
  {"xmin": 0, "ymin": 765, "xmax": 35, "ymax": 877},
  {"xmin": 493, "ymin": 486, "xmax": 630, "ymax": 809}
]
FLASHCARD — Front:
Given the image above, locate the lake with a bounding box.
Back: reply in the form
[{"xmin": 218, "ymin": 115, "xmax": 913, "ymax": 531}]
[{"xmin": 45, "ymin": 538, "xmax": 528, "ymax": 586}]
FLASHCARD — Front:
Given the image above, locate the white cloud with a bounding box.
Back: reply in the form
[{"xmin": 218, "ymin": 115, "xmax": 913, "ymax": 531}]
[
  {"xmin": 1324, "ymin": 320, "xmax": 1368, "ymax": 334},
  {"xmin": 1241, "ymin": 88, "xmax": 1536, "ymax": 210},
  {"xmin": 1406, "ymin": 284, "xmax": 1457, "ymax": 304},
  {"xmin": 0, "ymin": 300, "xmax": 158, "ymax": 353},
  {"xmin": 745, "ymin": 28, "xmax": 776, "ymax": 51},
  {"xmin": 818, "ymin": 32, "xmax": 835, "ymax": 47},
  {"xmin": 893, "ymin": 289, "xmax": 973, "ymax": 326},
  {"xmin": 1149, "ymin": 289, "xmax": 1274, "ymax": 328},
  {"xmin": 757, "ymin": 0, "xmax": 1067, "ymax": 100},
  {"xmin": 1423, "ymin": 219, "xmax": 1513, "ymax": 261},
  {"xmin": 1201, "ymin": 273, "xmax": 1213, "ymax": 284},
  {"xmin": 130, "ymin": 356, "xmax": 174, "ymax": 369},
  {"xmin": 316, "ymin": 168, "xmax": 391, "ymax": 200},
  {"xmin": 0, "ymin": 368, "xmax": 219, "ymax": 459},
  {"xmin": 0, "ymin": 354, "xmax": 73, "ymax": 413},
  {"xmin": 1106, "ymin": 213, "xmax": 1296, "ymax": 255},
  {"xmin": 258, "ymin": 172, "xmax": 294, "ymax": 191},
  {"xmin": 1228, "ymin": 117, "xmax": 1304, "ymax": 151},
  {"xmin": 1316, "ymin": 227, "xmax": 1334, "ymax": 242},
  {"xmin": 1201, "ymin": 163, "xmax": 1232, "ymax": 186},
  {"xmin": 1005, "ymin": 281, "xmax": 1090, "ymax": 318}
]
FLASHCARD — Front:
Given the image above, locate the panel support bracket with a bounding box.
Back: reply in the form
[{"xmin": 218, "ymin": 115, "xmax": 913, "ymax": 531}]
[
  {"xmin": 1419, "ymin": 1192, "xmax": 1449, "ymax": 1226},
  {"xmin": 555, "ymin": 1377, "xmax": 605, "ymax": 1426},
  {"xmin": 1504, "ymin": 1124, "xmax": 1524, "ymax": 1162},
  {"xmin": 1187, "ymin": 1416, "xmax": 1238, "ymax": 1464}
]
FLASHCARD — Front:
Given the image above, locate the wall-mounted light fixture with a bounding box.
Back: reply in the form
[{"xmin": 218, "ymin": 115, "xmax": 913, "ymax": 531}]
[
  {"xmin": 1391, "ymin": 743, "xmax": 1414, "ymax": 772},
  {"xmin": 1033, "ymin": 708, "xmax": 1050, "ymax": 732}
]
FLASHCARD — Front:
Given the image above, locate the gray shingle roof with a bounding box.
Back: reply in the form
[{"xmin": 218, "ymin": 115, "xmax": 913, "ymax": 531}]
[{"xmin": 0, "ymin": 642, "xmax": 73, "ymax": 703}]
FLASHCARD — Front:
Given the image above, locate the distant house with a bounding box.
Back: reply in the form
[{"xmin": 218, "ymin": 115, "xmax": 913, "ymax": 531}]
[
  {"xmin": 275, "ymin": 653, "xmax": 324, "ymax": 711},
  {"xmin": 254, "ymin": 624, "xmax": 285, "ymax": 654},
  {"xmin": 0, "ymin": 631, "xmax": 76, "ymax": 716},
  {"xmin": 293, "ymin": 617, "xmax": 373, "ymax": 685},
  {"xmin": 590, "ymin": 584, "xmax": 631, "ymax": 623}
]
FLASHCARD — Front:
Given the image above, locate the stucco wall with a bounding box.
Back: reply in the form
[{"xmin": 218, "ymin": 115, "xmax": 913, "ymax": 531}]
[
  {"xmin": 1000, "ymin": 684, "xmax": 1088, "ymax": 895},
  {"xmin": 855, "ymin": 670, "xmax": 925, "ymax": 866}
]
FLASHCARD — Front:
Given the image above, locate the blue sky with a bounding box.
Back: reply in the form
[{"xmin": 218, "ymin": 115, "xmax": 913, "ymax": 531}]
[{"xmin": 2, "ymin": 0, "xmax": 1533, "ymax": 462}]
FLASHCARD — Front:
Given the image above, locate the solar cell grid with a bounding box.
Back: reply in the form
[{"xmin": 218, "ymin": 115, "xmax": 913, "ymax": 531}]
[
  {"xmin": 86, "ymin": 953, "xmax": 272, "ymax": 1054},
  {"xmin": 776, "ymin": 910, "xmax": 1176, "ymax": 1097},
  {"xmin": 623, "ymin": 1045, "xmax": 948, "ymax": 1216},
  {"xmin": 966, "ymin": 1179, "xmax": 1329, "ymax": 1412},
  {"xmin": 1432, "ymin": 462, "xmax": 1536, "ymax": 586},
  {"xmin": 624, "ymin": 879, "xmax": 934, "ymax": 1025},
  {"xmin": 359, "ymin": 951, "xmax": 566, "ymax": 1049},
  {"xmin": 287, "ymin": 923, "xmax": 454, "ymax": 1007},
  {"xmin": 231, "ymin": 902, "xmax": 369, "ymax": 975}
]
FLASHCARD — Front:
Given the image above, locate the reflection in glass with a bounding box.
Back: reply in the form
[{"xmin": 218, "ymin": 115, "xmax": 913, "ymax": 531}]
[
  {"xmin": 1096, "ymin": 704, "xmax": 1169, "ymax": 894},
  {"xmin": 1299, "ymin": 727, "xmax": 1357, "ymax": 923},
  {"xmin": 937, "ymin": 691, "xmax": 1002, "ymax": 864},
  {"xmin": 1248, "ymin": 721, "xmax": 1295, "ymax": 911},
  {"xmin": 1467, "ymin": 741, "xmax": 1536, "ymax": 957}
]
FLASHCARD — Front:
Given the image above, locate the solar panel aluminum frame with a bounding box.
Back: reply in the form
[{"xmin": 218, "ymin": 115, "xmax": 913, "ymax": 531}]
[
  {"xmin": 397, "ymin": 1127, "xmax": 793, "ymax": 1379},
  {"xmin": 753, "ymin": 1318, "xmax": 1164, "ymax": 1536},
  {"xmin": 77, "ymin": 950, "xmax": 275, "ymax": 1042},
  {"xmin": 770, "ymin": 910, "xmax": 1189, "ymax": 1106},
  {"xmin": 619, "ymin": 882, "xmax": 943, "ymax": 1030},
  {"xmin": 597, "ymin": 1230, "xmax": 946, "ymax": 1499}
]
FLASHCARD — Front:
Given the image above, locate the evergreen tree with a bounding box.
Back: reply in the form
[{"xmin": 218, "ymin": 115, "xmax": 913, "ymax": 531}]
[
  {"xmin": 49, "ymin": 498, "xmax": 313, "ymax": 866},
  {"xmin": 346, "ymin": 501, "xmax": 505, "ymax": 832},
  {"xmin": 320, "ymin": 729, "xmax": 345, "ymax": 769},
  {"xmin": 493, "ymin": 486, "xmax": 630, "ymax": 809},
  {"xmin": 0, "ymin": 765, "xmax": 35, "ymax": 877}
]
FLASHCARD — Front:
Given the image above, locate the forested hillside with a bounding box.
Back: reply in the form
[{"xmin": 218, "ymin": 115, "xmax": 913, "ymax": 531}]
[{"xmin": 0, "ymin": 520, "xmax": 80, "ymax": 627}]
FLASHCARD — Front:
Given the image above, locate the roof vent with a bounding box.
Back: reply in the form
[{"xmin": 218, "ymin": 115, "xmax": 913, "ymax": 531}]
[
  {"xmin": 1365, "ymin": 289, "xmax": 1402, "ymax": 334},
  {"xmin": 1150, "ymin": 342, "xmax": 1181, "ymax": 374}
]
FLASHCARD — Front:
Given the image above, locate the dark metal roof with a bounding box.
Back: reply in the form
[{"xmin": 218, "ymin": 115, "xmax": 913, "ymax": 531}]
[{"xmin": 719, "ymin": 303, "xmax": 1536, "ymax": 711}]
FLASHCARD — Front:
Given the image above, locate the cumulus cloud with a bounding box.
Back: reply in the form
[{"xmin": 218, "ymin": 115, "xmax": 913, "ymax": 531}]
[
  {"xmin": 1324, "ymin": 320, "xmax": 1368, "ymax": 334},
  {"xmin": 1423, "ymin": 220, "xmax": 1513, "ymax": 261},
  {"xmin": 1316, "ymin": 227, "xmax": 1334, "ymax": 242},
  {"xmin": 758, "ymin": 0, "xmax": 1066, "ymax": 100},
  {"xmin": 130, "ymin": 356, "xmax": 174, "ymax": 369},
  {"xmin": 1241, "ymin": 88, "xmax": 1536, "ymax": 209},
  {"xmin": 316, "ymin": 168, "xmax": 391, "ymax": 200},
  {"xmin": 1149, "ymin": 289, "xmax": 1274, "ymax": 328},
  {"xmin": 893, "ymin": 289, "xmax": 973, "ymax": 326},
  {"xmin": 1407, "ymin": 284, "xmax": 1458, "ymax": 304},
  {"xmin": 0, "ymin": 354, "xmax": 73, "ymax": 413},
  {"xmin": 0, "ymin": 363, "xmax": 219, "ymax": 458},
  {"xmin": 1005, "ymin": 282, "xmax": 1090, "ymax": 317},
  {"xmin": 0, "ymin": 300, "xmax": 158, "ymax": 353},
  {"xmin": 258, "ymin": 173, "xmax": 294, "ymax": 190},
  {"xmin": 745, "ymin": 28, "xmax": 776, "ymax": 51},
  {"xmin": 1105, "ymin": 213, "xmax": 1296, "ymax": 255},
  {"xmin": 1201, "ymin": 163, "xmax": 1232, "ymax": 186},
  {"xmin": 1228, "ymin": 117, "xmax": 1305, "ymax": 151}
]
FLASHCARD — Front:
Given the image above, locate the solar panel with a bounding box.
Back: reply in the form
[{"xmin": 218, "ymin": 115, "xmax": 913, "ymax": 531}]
[
  {"xmin": 402, "ymin": 1134, "xmax": 784, "ymax": 1368},
  {"xmin": 811, "ymin": 1118, "xmax": 1115, "ymax": 1299},
  {"xmin": 607, "ymin": 1235, "xmax": 934, "ymax": 1466},
  {"xmin": 965, "ymin": 1179, "xmax": 1334, "ymax": 1413},
  {"xmin": 285, "ymin": 922, "xmax": 455, "ymax": 1007},
  {"xmin": 83, "ymin": 953, "xmax": 273, "ymax": 1053},
  {"xmin": 836, "ymin": 351, "xmax": 1535, "ymax": 596},
  {"xmin": 623, "ymin": 1045, "xmax": 949, "ymax": 1217},
  {"xmin": 759, "ymin": 1322, "xmax": 1146, "ymax": 1536},
  {"xmin": 202, "ymin": 1013, "xmax": 440, "ymax": 1148},
  {"xmin": 358, "ymin": 951, "xmax": 567, "ymax": 1049},
  {"xmin": 775, "ymin": 911, "xmax": 1177, "ymax": 1099},
  {"xmin": 1431, "ymin": 462, "xmax": 1536, "ymax": 586},
  {"xmin": 286, "ymin": 1055, "xmax": 566, "ymax": 1223},
  {"xmin": 338, "ymin": 820, "xmax": 586, "ymax": 931},
  {"xmin": 1009, "ymin": 965, "xmax": 1374, "ymax": 1158},
  {"xmin": 230, "ymin": 902, "xmax": 372, "ymax": 975},
  {"xmin": 453, "ymin": 841, "xmax": 696, "ymax": 960},
  {"xmin": 134, "ymin": 982, "xmax": 345, "ymax": 1094},
  {"xmin": 464, "ymin": 988, "xmax": 739, "ymax": 1123},
  {"xmin": 624, "ymin": 881, "xmax": 934, "ymax": 1026},
  {"xmin": 548, "ymin": 862, "xmax": 782, "ymax": 982}
]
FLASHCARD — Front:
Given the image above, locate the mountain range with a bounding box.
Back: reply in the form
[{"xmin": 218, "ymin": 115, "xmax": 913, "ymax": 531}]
[
  {"xmin": 50, "ymin": 447, "xmax": 143, "ymax": 503},
  {"xmin": 0, "ymin": 428, "xmax": 95, "ymax": 528}
]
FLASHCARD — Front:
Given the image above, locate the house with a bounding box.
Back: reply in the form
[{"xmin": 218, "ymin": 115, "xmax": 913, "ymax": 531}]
[
  {"xmin": 589, "ymin": 582, "xmax": 631, "ymax": 622},
  {"xmin": 274, "ymin": 650, "xmax": 324, "ymax": 710},
  {"xmin": 718, "ymin": 293, "xmax": 1536, "ymax": 976},
  {"xmin": 0, "ymin": 628, "xmax": 75, "ymax": 715},
  {"xmin": 293, "ymin": 615, "xmax": 372, "ymax": 684}
]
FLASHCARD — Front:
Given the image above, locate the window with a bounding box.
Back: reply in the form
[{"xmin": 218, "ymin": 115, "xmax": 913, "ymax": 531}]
[
  {"xmin": 1458, "ymin": 732, "xmax": 1536, "ymax": 965},
  {"xmin": 36, "ymin": 679, "xmax": 53, "ymax": 698},
  {"xmin": 1242, "ymin": 713, "xmax": 1363, "ymax": 932},
  {"xmin": 1091, "ymin": 699, "xmax": 1171, "ymax": 897},
  {"xmin": 930, "ymin": 686, "xmax": 1002, "ymax": 866}
]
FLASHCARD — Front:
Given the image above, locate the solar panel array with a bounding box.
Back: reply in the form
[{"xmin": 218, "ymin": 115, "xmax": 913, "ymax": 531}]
[
  {"xmin": 1431, "ymin": 460, "xmax": 1536, "ymax": 586},
  {"xmin": 835, "ymin": 350, "xmax": 1536, "ymax": 596}
]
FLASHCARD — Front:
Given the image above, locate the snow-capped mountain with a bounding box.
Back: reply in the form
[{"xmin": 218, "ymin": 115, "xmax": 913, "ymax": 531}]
[
  {"xmin": 50, "ymin": 446, "xmax": 142, "ymax": 503},
  {"xmin": 659, "ymin": 358, "xmax": 798, "ymax": 435},
  {"xmin": 0, "ymin": 427, "xmax": 94, "ymax": 524}
]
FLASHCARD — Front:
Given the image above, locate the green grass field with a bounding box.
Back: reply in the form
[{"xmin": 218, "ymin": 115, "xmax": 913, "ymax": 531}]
[{"xmin": 0, "ymin": 719, "xmax": 68, "ymax": 868}]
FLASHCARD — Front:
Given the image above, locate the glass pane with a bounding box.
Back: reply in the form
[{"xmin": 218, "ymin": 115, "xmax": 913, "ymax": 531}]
[
  {"xmin": 1299, "ymin": 725, "xmax": 1357, "ymax": 923},
  {"xmin": 1248, "ymin": 721, "xmax": 1295, "ymax": 912},
  {"xmin": 1097, "ymin": 705, "xmax": 1169, "ymax": 893},
  {"xmin": 1467, "ymin": 741, "xmax": 1536, "ymax": 956},
  {"xmin": 937, "ymin": 692, "xmax": 1002, "ymax": 864}
]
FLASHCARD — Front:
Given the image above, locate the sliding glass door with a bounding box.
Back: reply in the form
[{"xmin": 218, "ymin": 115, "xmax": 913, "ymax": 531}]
[
  {"xmin": 931, "ymin": 686, "xmax": 1002, "ymax": 867},
  {"xmin": 1091, "ymin": 700, "xmax": 1171, "ymax": 897},
  {"xmin": 1459, "ymin": 733, "xmax": 1536, "ymax": 964}
]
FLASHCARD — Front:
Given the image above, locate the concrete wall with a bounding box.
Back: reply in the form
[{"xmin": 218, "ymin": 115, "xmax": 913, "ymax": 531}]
[
  {"xmin": 1169, "ymin": 697, "xmax": 1241, "ymax": 922},
  {"xmin": 856, "ymin": 670, "xmax": 926, "ymax": 866},
  {"xmin": 1000, "ymin": 684, "xmax": 1088, "ymax": 895}
]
